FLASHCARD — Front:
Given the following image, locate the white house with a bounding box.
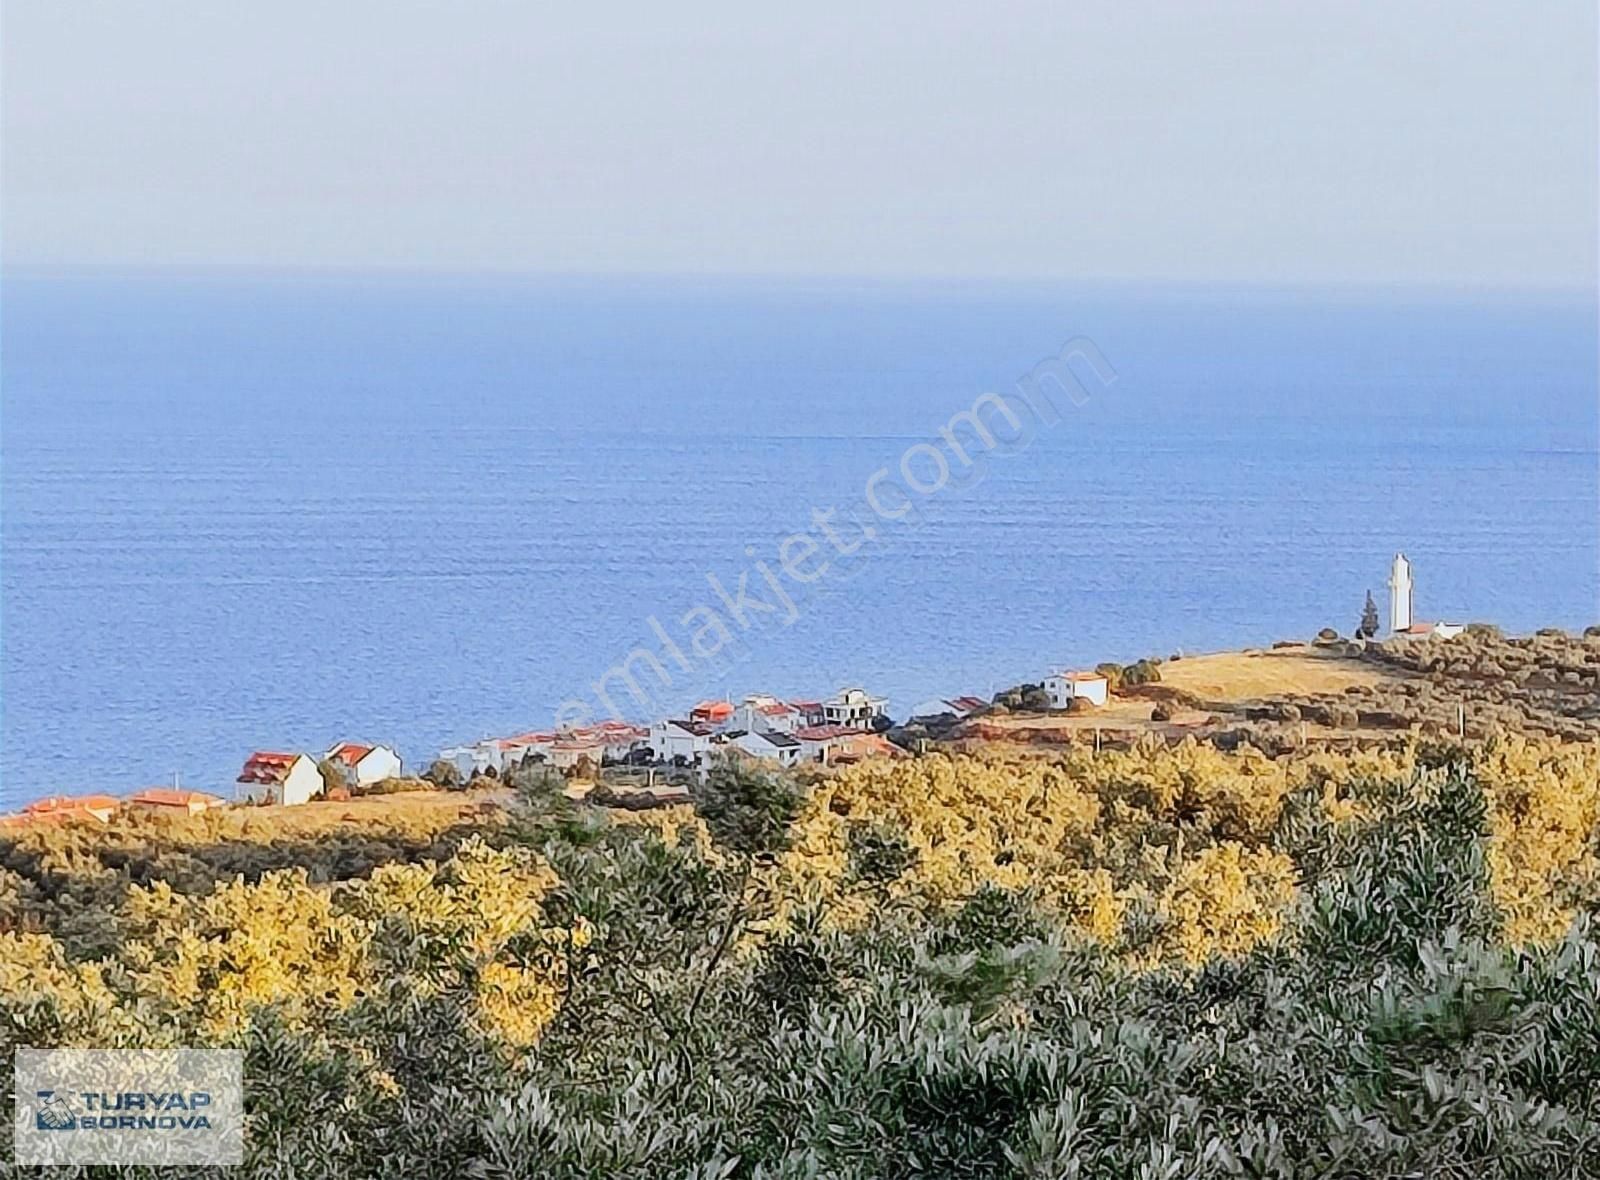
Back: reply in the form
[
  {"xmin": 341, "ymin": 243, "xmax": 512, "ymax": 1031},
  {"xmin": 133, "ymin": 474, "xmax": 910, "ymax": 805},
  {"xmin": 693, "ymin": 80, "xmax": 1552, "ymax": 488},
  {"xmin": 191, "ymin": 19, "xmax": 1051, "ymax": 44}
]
[
  {"xmin": 547, "ymin": 736, "xmax": 606, "ymax": 771},
  {"xmin": 325, "ymin": 742, "xmax": 403, "ymax": 787},
  {"xmin": 580, "ymin": 722, "xmax": 649, "ymax": 763},
  {"xmin": 725, "ymin": 728, "xmax": 803, "ymax": 767},
  {"xmin": 236, "ymin": 751, "xmax": 322, "ymax": 806},
  {"xmin": 822, "ymin": 688, "xmax": 889, "ymax": 730},
  {"xmin": 1396, "ymin": 621, "xmax": 1466, "ymax": 641},
  {"xmin": 440, "ymin": 742, "xmax": 495, "ymax": 779},
  {"xmin": 794, "ymin": 723, "xmax": 855, "ymax": 764},
  {"xmin": 650, "ymin": 719, "xmax": 716, "ymax": 766},
  {"xmin": 732, "ymin": 694, "xmax": 800, "ymax": 735},
  {"xmin": 1043, "ymin": 671, "xmax": 1109, "ymax": 709}
]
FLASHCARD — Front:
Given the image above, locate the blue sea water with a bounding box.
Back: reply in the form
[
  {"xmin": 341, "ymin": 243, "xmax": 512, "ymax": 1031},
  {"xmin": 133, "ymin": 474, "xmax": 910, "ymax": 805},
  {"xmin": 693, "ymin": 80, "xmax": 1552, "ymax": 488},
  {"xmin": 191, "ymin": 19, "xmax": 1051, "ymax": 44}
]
[{"xmin": 1, "ymin": 271, "xmax": 1595, "ymax": 809}]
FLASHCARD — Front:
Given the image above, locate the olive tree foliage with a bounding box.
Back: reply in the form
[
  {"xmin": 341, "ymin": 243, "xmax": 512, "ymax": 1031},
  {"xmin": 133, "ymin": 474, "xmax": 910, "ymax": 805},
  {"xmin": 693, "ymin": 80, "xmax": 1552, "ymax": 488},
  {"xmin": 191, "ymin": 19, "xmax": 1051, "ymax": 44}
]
[
  {"xmin": 691, "ymin": 753, "xmax": 806, "ymax": 859},
  {"xmin": 7, "ymin": 757, "xmax": 1600, "ymax": 1179}
]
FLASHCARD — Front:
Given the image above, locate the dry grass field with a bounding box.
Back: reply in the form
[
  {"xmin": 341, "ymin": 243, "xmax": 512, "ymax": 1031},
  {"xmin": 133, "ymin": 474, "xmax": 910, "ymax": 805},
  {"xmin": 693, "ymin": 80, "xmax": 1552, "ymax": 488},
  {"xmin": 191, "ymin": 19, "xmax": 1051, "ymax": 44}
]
[
  {"xmin": 1157, "ymin": 644, "xmax": 1404, "ymax": 700},
  {"xmin": 970, "ymin": 643, "xmax": 1413, "ymax": 744}
]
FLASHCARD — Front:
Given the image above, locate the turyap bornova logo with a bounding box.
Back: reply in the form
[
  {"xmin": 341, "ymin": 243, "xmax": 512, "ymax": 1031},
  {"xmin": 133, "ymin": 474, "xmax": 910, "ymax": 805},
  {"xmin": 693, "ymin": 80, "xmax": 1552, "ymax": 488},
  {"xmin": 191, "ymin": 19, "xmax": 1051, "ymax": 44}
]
[
  {"xmin": 32, "ymin": 1086, "xmax": 215, "ymax": 1132},
  {"xmin": 33, "ymin": 1090, "xmax": 77, "ymax": 1131},
  {"xmin": 14, "ymin": 1048, "xmax": 243, "ymax": 1166}
]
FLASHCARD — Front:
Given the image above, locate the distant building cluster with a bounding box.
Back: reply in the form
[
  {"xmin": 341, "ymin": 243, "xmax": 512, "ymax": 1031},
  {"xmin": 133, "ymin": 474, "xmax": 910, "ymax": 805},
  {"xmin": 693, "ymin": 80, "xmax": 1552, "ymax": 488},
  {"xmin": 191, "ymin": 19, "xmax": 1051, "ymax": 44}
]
[
  {"xmin": 1, "ymin": 554, "xmax": 1476, "ymax": 827},
  {"xmin": 440, "ymin": 686, "xmax": 898, "ymax": 780}
]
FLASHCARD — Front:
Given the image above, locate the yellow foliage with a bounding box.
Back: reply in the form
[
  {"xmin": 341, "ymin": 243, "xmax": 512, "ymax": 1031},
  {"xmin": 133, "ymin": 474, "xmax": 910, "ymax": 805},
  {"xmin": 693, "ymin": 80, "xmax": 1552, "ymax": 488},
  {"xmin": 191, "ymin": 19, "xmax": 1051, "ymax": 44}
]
[
  {"xmin": 1476, "ymin": 737, "xmax": 1600, "ymax": 945},
  {"xmin": 758, "ymin": 745, "xmax": 1306, "ymax": 966},
  {"xmin": 1, "ymin": 837, "xmax": 569, "ymax": 1051}
]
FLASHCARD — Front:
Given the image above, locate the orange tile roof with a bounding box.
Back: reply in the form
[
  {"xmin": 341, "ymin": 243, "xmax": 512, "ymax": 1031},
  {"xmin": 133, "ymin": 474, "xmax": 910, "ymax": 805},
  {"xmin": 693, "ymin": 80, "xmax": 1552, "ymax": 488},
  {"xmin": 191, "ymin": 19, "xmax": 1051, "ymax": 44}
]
[
  {"xmin": 24, "ymin": 794, "xmax": 120, "ymax": 815},
  {"xmin": 238, "ymin": 751, "xmax": 304, "ymax": 784},
  {"xmin": 328, "ymin": 742, "xmax": 374, "ymax": 765},
  {"xmin": 129, "ymin": 788, "xmax": 226, "ymax": 809},
  {"xmin": 794, "ymin": 724, "xmax": 857, "ymax": 741}
]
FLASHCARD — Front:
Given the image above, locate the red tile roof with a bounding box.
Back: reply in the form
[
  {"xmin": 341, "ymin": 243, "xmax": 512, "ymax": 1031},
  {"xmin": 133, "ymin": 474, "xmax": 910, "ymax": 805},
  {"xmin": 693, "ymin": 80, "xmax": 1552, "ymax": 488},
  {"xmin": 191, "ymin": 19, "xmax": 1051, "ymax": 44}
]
[
  {"xmin": 950, "ymin": 696, "xmax": 988, "ymax": 713},
  {"xmin": 327, "ymin": 742, "xmax": 374, "ymax": 766},
  {"xmin": 691, "ymin": 700, "xmax": 735, "ymax": 721},
  {"xmin": 130, "ymin": 788, "xmax": 226, "ymax": 809},
  {"xmin": 794, "ymin": 724, "xmax": 858, "ymax": 741},
  {"xmin": 496, "ymin": 731, "xmax": 556, "ymax": 751},
  {"xmin": 24, "ymin": 794, "xmax": 120, "ymax": 815},
  {"xmin": 237, "ymin": 752, "xmax": 304, "ymax": 784}
]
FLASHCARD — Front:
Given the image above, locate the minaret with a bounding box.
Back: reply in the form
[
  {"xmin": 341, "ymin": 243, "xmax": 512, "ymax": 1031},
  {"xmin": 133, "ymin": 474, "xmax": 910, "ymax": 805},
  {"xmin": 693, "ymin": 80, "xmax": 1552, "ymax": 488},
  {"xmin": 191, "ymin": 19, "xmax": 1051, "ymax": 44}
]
[{"xmin": 1387, "ymin": 553, "xmax": 1413, "ymax": 633}]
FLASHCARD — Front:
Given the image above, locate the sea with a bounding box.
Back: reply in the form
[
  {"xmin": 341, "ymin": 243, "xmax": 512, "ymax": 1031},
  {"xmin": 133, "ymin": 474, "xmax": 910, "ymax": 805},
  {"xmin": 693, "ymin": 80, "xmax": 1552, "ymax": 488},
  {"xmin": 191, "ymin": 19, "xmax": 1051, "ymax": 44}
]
[{"xmin": 1, "ymin": 271, "xmax": 1595, "ymax": 809}]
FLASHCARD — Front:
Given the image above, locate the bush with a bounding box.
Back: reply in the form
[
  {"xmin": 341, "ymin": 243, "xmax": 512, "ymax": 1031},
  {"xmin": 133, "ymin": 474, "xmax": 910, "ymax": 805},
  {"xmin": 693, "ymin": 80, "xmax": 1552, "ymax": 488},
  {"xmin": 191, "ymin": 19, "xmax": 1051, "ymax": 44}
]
[
  {"xmin": 352, "ymin": 776, "xmax": 433, "ymax": 797},
  {"xmin": 422, "ymin": 758, "xmax": 464, "ymax": 789},
  {"xmin": 7, "ymin": 742, "xmax": 1600, "ymax": 1176},
  {"xmin": 1121, "ymin": 658, "xmax": 1162, "ymax": 687}
]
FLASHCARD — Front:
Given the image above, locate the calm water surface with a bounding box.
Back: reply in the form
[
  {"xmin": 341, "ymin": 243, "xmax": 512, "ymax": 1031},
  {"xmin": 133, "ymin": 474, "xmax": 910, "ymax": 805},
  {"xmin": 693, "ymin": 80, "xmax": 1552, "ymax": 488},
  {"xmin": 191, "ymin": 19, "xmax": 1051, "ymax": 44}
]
[{"xmin": 2, "ymin": 273, "xmax": 1594, "ymax": 806}]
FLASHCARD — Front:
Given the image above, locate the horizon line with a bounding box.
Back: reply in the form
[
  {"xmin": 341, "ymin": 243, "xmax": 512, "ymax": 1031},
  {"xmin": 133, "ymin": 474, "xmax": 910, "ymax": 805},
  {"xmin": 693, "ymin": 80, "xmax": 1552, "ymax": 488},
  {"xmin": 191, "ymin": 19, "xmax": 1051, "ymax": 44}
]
[{"xmin": 3, "ymin": 261, "xmax": 1595, "ymax": 299}]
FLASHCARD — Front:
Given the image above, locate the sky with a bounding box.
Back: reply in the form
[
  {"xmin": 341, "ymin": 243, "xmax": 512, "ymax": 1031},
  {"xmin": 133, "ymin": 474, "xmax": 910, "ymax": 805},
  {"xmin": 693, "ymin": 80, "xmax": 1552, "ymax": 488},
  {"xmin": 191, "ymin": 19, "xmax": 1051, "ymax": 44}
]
[{"xmin": 2, "ymin": 1, "xmax": 1596, "ymax": 285}]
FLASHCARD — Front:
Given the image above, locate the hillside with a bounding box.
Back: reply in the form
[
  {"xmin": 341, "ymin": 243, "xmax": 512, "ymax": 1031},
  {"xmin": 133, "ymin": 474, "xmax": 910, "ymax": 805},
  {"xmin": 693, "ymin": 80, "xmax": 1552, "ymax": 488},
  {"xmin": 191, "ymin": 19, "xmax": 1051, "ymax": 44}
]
[
  {"xmin": 966, "ymin": 627, "xmax": 1600, "ymax": 753},
  {"xmin": 4, "ymin": 729, "xmax": 1600, "ymax": 1176}
]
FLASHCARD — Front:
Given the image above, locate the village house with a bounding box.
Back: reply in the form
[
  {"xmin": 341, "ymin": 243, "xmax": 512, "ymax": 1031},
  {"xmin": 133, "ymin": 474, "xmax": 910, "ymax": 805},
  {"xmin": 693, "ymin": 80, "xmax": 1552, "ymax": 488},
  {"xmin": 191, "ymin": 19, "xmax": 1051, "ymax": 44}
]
[
  {"xmin": 789, "ymin": 699, "xmax": 826, "ymax": 727},
  {"xmin": 724, "ymin": 728, "xmax": 803, "ymax": 767},
  {"xmin": 650, "ymin": 718, "xmax": 716, "ymax": 766},
  {"xmin": 547, "ymin": 735, "xmax": 606, "ymax": 771},
  {"xmin": 1043, "ymin": 670, "xmax": 1109, "ymax": 709},
  {"xmin": 732, "ymin": 694, "xmax": 801, "ymax": 735},
  {"xmin": 496, "ymin": 731, "xmax": 557, "ymax": 770},
  {"xmin": 821, "ymin": 687, "xmax": 890, "ymax": 730},
  {"xmin": 236, "ymin": 751, "xmax": 322, "ymax": 806},
  {"xmin": 128, "ymin": 788, "xmax": 228, "ymax": 816},
  {"xmin": 689, "ymin": 700, "xmax": 736, "ymax": 729},
  {"xmin": 793, "ymin": 724, "xmax": 858, "ymax": 764},
  {"xmin": 578, "ymin": 720, "xmax": 650, "ymax": 763},
  {"xmin": 22, "ymin": 794, "xmax": 120, "ymax": 824},
  {"xmin": 325, "ymin": 742, "xmax": 403, "ymax": 787}
]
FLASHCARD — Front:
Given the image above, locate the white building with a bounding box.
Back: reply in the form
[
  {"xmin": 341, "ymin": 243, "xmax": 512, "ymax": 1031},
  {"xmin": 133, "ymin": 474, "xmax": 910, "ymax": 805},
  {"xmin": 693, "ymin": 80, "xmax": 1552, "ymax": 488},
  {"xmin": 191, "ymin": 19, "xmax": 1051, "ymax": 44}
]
[
  {"xmin": 726, "ymin": 729, "xmax": 803, "ymax": 767},
  {"xmin": 732, "ymin": 694, "xmax": 800, "ymax": 734},
  {"xmin": 1388, "ymin": 554, "xmax": 1464, "ymax": 640},
  {"xmin": 1395, "ymin": 621, "xmax": 1467, "ymax": 641},
  {"xmin": 821, "ymin": 688, "xmax": 889, "ymax": 730},
  {"xmin": 548, "ymin": 737, "xmax": 605, "ymax": 771},
  {"xmin": 325, "ymin": 742, "xmax": 403, "ymax": 787},
  {"xmin": 236, "ymin": 751, "xmax": 323, "ymax": 806},
  {"xmin": 1388, "ymin": 553, "xmax": 1414, "ymax": 634},
  {"xmin": 1043, "ymin": 671, "xmax": 1109, "ymax": 709},
  {"xmin": 651, "ymin": 719, "xmax": 716, "ymax": 765}
]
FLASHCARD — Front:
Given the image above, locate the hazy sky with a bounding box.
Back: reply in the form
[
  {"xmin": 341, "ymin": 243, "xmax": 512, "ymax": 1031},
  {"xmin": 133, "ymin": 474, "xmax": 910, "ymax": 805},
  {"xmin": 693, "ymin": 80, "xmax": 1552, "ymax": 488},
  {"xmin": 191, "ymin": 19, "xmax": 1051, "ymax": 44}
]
[{"xmin": 3, "ymin": 2, "xmax": 1595, "ymax": 283}]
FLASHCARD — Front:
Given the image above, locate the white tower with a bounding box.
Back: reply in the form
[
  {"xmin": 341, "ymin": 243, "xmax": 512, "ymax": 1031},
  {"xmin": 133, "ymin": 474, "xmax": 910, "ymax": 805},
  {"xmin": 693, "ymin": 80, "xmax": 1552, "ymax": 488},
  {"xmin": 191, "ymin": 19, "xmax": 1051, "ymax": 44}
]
[{"xmin": 1387, "ymin": 552, "xmax": 1413, "ymax": 634}]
